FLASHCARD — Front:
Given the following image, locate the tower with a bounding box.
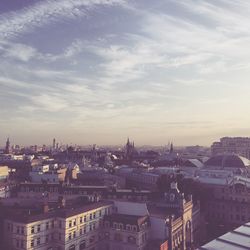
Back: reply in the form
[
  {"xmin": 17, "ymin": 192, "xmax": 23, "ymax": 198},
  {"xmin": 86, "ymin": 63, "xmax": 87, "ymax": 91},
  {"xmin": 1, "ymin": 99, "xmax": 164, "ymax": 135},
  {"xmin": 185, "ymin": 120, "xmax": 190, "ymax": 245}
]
[
  {"xmin": 170, "ymin": 142, "xmax": 174, "ymax": 154},
  {"xmin": 52, "ymin": 138, "xmax": 56, "ymax": 150},
  {"xmin": 5, "ymin": 137, "xmax": 10, "ymax": 154}
]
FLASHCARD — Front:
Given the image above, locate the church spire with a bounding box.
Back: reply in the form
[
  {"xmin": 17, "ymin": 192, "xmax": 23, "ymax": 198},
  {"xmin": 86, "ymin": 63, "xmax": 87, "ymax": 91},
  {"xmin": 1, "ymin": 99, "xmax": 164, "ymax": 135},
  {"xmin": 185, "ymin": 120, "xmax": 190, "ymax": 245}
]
[
  {"xmin": 170, "ymin": 142, "xmax": 174, "ymax": 154},
  {"xmin": 5, "ymin": 137, "xmax": 10, "ymax": 154}
]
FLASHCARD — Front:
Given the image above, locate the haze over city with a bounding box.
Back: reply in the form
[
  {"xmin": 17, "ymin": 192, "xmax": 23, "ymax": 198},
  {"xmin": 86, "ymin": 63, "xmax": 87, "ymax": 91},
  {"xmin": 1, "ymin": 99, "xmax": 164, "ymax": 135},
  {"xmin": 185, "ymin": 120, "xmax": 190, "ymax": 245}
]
[{"xmin": 1, "ymin": 0, "xmax": 250, "ymax": 146}]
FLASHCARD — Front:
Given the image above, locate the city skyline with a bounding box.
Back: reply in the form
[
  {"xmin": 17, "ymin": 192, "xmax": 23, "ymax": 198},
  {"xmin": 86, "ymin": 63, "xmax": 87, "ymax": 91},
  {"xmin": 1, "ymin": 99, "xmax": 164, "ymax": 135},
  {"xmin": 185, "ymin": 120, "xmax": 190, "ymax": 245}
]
[{"xmin": 1, "ymin": 0, "xmax": 250, "ymax": 146}]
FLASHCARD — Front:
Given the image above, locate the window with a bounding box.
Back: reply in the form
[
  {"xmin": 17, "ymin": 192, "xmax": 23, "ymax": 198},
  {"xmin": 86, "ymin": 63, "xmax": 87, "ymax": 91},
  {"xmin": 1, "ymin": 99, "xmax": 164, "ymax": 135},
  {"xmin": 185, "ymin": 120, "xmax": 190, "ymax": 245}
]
[
  {"xmin": 80, "ymin": 240, "xmax": 86, "ymax": 250},
  {"xmin": 114, "ymin": 233, "xmax": 122, "ymax": 241},
  {"xmin": 46, "ymin": 235, "xmax": 49, "ymax": 243},
  {"xmin": 59, "ymin": 233, "xmax": 61, "ymax": 240},
  {"xmin": 93, "ymin": 212, "xmax": 96, "ymax": 219},
  {"xmin": 128, "ymin": 236, "xmax": 136, "ymax": 244},
  {"xmin": 17, "ymin": 226, "xmax": 20, "ymax": 234},
  {"xmin": 68, "ymin": 232, "xmax": 72, "ymax": 240},
  {"xmin": 84, "ymin": 216, "xmax": 87, "ymax": 222},
  {"xmin": 80, "ymin": 217, "xmax": 83, "ymax": 223},
  {"xmin": 73, "ymin": 231, "xmax": 76, "ymax": 238},
  {"xmin": 80, "ymin": 228, "xmax": 82, "ymax": 235},
  {"xmin": 20, "ymin": 240, "xmax": 24, "ymax": 248},
  {"xmin": 90, "ymin": 214, "xmax": 92, "ymax": 220},
  {"xmin": 31, "ymin": 239, "xmax": 34, "ymax": 247},
  {"xmin": 31, "ymin": 226, "xmax": 34, "ymax": 234},
  {"xmin": 51, "ymin": 221, "xmax": 54, "ymax": 228},
  {"xmin": 83, "ymin": 226, "xmax": 86, "ymax": 233},
  {"xmin": 73, "ymin": 219, "xmax": 76, "ymax": 226},
  {"xmin": 90, "ymin": 235, "xmax": 95, "ymax": 243},
  {"xmin": 37, "ymin": 237, "xmax": 40, "ymax": 245},
  {"xmin": 21, "ymin": 226, "xmax": 24, "ymax": 235},
  {"xmin": 69, "ymin": 221, "xmax": 72, "ymax": 227},
  {"xmin": 132, "ymin": 226, "xmax": 137, "ymax": 232},
  {"xmin": 104, "ymin": 232, "xmax": 110, "ymax": 239},
  {"xmin": 99, "ymin": 210, "xmax": 102, "ymax": 217},
  {"xmin": 69, "ymin": 245, "xmax": 75, "ymax": 250},
  {"xmin": 37, "ymin": 225, "xmax": 41, "ymax": 232},
  {"xmin": 46, "ymin": 222, "xmax": 49, "ymax": 230}
]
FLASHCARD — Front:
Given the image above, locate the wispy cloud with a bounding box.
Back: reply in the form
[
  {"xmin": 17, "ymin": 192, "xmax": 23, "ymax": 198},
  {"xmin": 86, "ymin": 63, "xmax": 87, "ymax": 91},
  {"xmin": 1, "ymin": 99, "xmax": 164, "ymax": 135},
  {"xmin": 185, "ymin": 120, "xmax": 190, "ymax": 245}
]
[{"xmin": 0, "ymin": 0, "xmax": 127, "ymax": 40}]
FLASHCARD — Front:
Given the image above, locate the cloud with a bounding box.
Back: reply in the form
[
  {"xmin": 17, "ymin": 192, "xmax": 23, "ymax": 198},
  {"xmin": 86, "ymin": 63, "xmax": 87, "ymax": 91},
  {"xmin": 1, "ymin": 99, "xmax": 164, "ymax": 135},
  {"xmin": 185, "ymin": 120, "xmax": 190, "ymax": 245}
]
[
  {"xmin": 2, "ymin": 0, "xmax": 250, "ymax": 145},
  {"xmin": 0, "ymin": 41, "xmax": 37, "ymax": 61},
  {"xmin": 0, "ymin": 0, "xmax": 127, "ymax": 40}
]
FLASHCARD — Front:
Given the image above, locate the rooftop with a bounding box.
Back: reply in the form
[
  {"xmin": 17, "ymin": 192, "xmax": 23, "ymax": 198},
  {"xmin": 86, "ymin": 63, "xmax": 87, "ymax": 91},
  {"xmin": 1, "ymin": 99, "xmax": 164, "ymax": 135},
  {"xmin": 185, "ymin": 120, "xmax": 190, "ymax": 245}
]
[
  {"xmin": 199, "ymin": 222, "xmax": 250, "ymax": 250},
  {"xmin": 205, "ymin": 155, "xmax": 250, "ymax": 169},
  {"xmin": 3, "ymin": 199, "xmax": 113, "ymax": 223},
  {"xmin": 104, "ymin": 213, "xmax": 149, "ymax": 227}
]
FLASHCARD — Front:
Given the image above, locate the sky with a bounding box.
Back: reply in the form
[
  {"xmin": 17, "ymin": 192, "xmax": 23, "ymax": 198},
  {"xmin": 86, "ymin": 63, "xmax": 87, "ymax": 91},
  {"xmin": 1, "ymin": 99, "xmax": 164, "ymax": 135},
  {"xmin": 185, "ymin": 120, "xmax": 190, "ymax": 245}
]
[{"xmin": 1, "ymin": 0, "xmax": 250, "ymax": 147}]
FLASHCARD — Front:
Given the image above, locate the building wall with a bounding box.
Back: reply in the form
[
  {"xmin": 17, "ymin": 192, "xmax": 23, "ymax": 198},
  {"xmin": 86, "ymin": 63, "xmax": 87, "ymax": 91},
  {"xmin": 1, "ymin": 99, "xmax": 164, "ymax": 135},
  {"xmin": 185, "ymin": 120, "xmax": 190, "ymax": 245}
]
[
  {"xmin": 3, "ymin": 204, "xmax": 113, "ymax": 250},
  {"xmin": 0, "ymin": 165, "xmax": 9, "ymax": 180},
  {"xmin": 149, "ymin": 217, "xmax": 169, "ymax": 240}
]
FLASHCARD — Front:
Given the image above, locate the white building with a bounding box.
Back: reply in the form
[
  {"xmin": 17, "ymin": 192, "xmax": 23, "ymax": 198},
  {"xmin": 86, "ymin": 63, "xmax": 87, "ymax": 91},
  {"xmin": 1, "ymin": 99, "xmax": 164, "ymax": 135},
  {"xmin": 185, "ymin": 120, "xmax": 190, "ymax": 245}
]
[{"xmin": 211, "ymin": 137, "xmax": 250, "ymax": 159}]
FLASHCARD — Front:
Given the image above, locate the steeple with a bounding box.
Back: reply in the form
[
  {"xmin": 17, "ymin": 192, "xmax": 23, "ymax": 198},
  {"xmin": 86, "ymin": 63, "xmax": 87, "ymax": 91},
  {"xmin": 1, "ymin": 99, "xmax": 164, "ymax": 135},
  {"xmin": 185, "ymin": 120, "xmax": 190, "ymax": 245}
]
[
  {"xmin": 53, "ymin": 138, "xmax": 56, "ymax": 150},
  {"xmin": 5, "ymin": 137, "xmax": 10, "ymax": 154},
  {"xmin": 170, "ymin": 142, "xmax": 174, "ymax": 154},
  {"xmin": 127, "ymin": 137, "xmax": 130, "ymax": 146}
]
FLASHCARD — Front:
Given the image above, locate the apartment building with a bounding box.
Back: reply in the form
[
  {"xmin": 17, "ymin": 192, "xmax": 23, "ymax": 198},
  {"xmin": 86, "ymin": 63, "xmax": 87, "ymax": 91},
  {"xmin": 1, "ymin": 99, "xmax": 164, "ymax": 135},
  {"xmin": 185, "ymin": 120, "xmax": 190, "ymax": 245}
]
[{"xmin": 3, "ymin": 198, "xmax": 113, "ymax": 250}]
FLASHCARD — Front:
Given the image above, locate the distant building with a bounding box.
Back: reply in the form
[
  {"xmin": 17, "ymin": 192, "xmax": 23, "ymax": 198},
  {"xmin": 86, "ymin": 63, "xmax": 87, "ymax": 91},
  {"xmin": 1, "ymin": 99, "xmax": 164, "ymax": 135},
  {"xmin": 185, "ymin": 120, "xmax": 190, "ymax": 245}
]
[
  {"xmin": 211, "ymin": 137, "xmax": 250, "ymax": 159},
  {"xmin": 29, "ymin": 164, "xmax": 67, "ymax": 183},
  {"xmin": 0, "ymin": 165, "xmax": 10, "ymax": 198}
]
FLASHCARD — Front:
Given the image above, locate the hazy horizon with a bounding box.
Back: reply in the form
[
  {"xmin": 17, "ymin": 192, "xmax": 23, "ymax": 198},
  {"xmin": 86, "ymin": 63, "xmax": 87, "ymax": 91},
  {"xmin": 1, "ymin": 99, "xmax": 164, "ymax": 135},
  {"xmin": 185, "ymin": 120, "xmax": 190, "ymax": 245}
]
[{"xmin": 1, "ymin": 0, "xmax": 250, "ymax": 146}]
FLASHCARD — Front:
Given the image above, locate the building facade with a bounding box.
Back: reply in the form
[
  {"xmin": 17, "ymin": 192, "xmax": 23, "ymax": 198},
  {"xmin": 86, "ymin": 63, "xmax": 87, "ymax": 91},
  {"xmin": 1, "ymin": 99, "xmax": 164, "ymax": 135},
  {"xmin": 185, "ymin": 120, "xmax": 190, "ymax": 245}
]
[{"xmin": 211, "ymin": 137, "xmax": 250, "ymax": 159}]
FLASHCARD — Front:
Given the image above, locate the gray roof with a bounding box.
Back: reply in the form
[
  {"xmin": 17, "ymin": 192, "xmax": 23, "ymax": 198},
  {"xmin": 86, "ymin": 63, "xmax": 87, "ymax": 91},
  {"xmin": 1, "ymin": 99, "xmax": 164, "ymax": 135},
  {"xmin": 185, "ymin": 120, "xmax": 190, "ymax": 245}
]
[
  {"xmin": 205, "ymin": 155, "xmax": 250, "ymax": 169},
  {"xmin": 199, "ymin": 222, "xmax": 250, "ymax": 250}
]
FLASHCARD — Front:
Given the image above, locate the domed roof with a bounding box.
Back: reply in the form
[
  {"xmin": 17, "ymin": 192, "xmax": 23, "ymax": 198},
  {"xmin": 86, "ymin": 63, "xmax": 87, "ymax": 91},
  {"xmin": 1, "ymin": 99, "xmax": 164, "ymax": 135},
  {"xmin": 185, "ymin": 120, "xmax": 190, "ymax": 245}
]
[{"xmin": 205, "ymin": 154, "xmax": 250, "ymax": 169}]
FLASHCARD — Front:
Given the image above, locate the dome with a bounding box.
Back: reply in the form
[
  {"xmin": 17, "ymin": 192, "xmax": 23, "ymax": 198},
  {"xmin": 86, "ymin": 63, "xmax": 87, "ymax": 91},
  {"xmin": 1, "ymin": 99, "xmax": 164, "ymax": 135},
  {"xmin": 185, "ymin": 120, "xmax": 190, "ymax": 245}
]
[{"xmin": 204, "ymin": 154, "xmax": 250, "ymax": 169}]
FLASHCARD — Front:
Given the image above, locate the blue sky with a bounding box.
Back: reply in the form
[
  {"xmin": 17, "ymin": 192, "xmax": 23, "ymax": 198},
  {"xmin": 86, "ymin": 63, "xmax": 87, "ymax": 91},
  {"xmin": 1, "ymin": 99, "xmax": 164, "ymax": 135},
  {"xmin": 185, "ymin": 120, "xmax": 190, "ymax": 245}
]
[{"xmin": 1, "ymin": 0, "xmax": 250, "ymax": 146}]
